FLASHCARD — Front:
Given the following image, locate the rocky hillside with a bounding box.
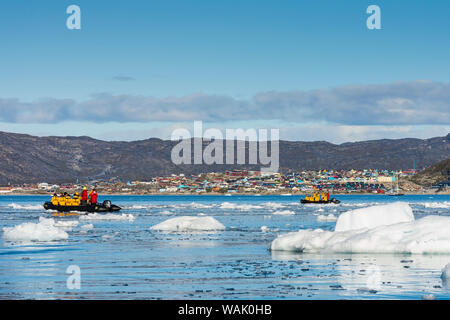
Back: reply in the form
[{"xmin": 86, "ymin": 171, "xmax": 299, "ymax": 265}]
[
  {"xmin": 409, "ymin": 158, "xmax": 450, "ymax": 187},
  {"xmin": 0, "ymin": 131, "xmax": 448, "ymax": 185}
]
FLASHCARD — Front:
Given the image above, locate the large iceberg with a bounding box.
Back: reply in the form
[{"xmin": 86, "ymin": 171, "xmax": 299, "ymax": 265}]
[
  {"xmin": 271, "ymin": 202, "xmax": 450, "ymax": 254},
  {"xmin": 150, "ymin": 216, "xmax": 225, "ymax": 232},
  {"xmin": 2, "ymin": 217, "xmax": 69, "ymax": 242},
  {"xmin": 335, "ymin": 202, "xmax": 414, "ymax": 232},
  {"xmin": 442, "ymin": 263, "xmax": 450, "ymax": 282}
]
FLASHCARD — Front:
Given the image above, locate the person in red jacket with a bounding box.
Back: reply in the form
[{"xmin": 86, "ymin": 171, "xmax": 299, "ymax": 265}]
[
  {"xmin": 89, "ymin": 188, "xmax": 98, "ymax": 205},
  {"xmin": 81, "ymin": 187, "xmax": 88, "ymax": 205}
]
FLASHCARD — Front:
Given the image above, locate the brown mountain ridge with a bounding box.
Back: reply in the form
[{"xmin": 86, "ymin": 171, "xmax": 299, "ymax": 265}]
[{"xmin": 0, "ymin": 131, "xmax": 448, "ymax": 185}]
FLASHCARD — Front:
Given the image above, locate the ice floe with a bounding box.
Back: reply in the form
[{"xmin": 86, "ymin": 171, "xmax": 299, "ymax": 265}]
[
  {"xmin": 271, "ymin": 202, "xmax": 450, "ymax": 254},
  {"xmin": 317, "ymin": 214, "xmax": 338, "ymax": 222},
  {"xmin": 80, "ymin": 223, "xmax": 94, "ymax": 231},
  {"xmin": 219, "ymin": 202, "xmax": 262, "ymax": 211},
  {"xmin": 272, "ymin": 210, "xmax": 295, "ymax": 215},
  {"xmin": 187, "ymin": 202, "xmax": 215, "ymax": 209},
  {"xmin": 335, "ymin": 202, "xmax": 414, "ymax": 232},
  {"xmin": 54, "ymin": 220, "xmax": 79, "ymax": 230},
  {"xmin": 423, "ymin": 202, "xmax": 450, "ymax": 209},
  {"xmin": 441, "ymin": 263, "xmax": 450, "ymax": 282},
  {"xmin": 150, "ymin": 216, "xmax": 225, "ymax": 232},
  {"xmin": 128, "ymin": 205, "xmax": 149, "ymax": 209},
  {"xmin": 264, "ymin": 202, "xmax": 286, "ymax": 210},
  {"xmin": 80, "ymin": 213, "xmax": 135, "ymax": 221},
  {"xmin": 8, "ymin": 203, "xmax": 43, "ymax": 210},
  {"xmin": 2, "ymin": 217, "xmax": 69, "ymax": 242}
]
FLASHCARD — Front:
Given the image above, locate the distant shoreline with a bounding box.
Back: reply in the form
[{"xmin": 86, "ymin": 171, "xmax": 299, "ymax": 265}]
[{"xmin": 1, "ymin": 191, "xmax": 449, "ymax": 196}]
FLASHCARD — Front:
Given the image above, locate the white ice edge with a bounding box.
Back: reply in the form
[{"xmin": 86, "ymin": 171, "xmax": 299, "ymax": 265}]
[
  {"xmin": 271, "ymin": 202, "xmax": 450, "ymax": 254},
  {"xmin": 2, "ymin": 217, "xmax": 69, "ymax": 241},
  {"xmin": 150, "ymin": 216, "xmax": 225, "ymax": 232}
]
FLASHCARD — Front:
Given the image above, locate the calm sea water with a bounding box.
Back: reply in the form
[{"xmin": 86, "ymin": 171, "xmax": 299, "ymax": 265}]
[{"xmin": 0, "ymin": 194, "xmax": 449, "ymax": 300}]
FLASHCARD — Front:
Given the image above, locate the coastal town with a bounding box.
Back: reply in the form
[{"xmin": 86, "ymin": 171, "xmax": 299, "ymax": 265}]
[{"xmin": 1, "ymin": 168, "xmax": 448, "ymax": 195}]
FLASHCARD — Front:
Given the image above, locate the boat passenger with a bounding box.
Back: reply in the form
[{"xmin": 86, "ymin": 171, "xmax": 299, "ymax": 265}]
[
  {"xmin": 58, "ymin": 193, "xmax": 66, "ymax": 206},
  {"xmin": 81, "ymin": 187, "xmax": 88, "ymax": 205},
  {"xmin": 314, "ymin": 193, "xmax": 320, "ymax": 202},
  {"xmin": 56, "ymin": 193, "xmax": 64, "ymax": 206},
  {"xmin": 90, "ymin": 189, "xmax": 98, "ymax": 205},
  {"xmin": 51, "ymin": 193, "xmax": 59, "ymax": 205},
  {"xmin": 65, "ymin": 192, "xmax": 73, "ymax": 206},
  {"xmin": 72, "ymin": 192, "xmax": 81, "ymax": 206}
]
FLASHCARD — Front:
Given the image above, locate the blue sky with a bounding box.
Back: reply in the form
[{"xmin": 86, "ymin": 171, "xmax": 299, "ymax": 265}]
[{"xmin": 0, "ymin": 0, "xmax": 449, "ymax": 142}]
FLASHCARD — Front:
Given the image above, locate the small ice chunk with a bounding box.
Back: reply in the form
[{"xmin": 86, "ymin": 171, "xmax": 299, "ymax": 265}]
[
  {"xmin": 272, "ymin": 210, "xmax": 295, "ymax": 215},
  {"xmin": 441, "ymin": 263, "xmax": 450, "ymax": 281},
  {"xmin": 2, "ymin": 218, "xmax": 69, "ymax": 242},
  {"xmin": 264, "ymin": 202, "xmax": 285, "ymax": 209},
  {"xmin": 150, "ymin": 216, "xmax": 225, "ymax": 232},
  {"xmin": 80, "ymin": 213, "xmax": 135, "ymax": 221},
  {"xmin": 54, "ymin": 220, "xmax": 79, "ymax": 229},
  {"xmin": 317, "ymin": 214, "xmax": 337, "ymax": 222},
  {"xmin": 219, "ymin": 202, "xmax": 262, "ymax": 211},
  {"xmin": 8, "ymin": 203, "xmax": 43, "ymax": 210},
  {"xmin": 80, "ymin": 223, "xmax": 94, "ymax": 231}
]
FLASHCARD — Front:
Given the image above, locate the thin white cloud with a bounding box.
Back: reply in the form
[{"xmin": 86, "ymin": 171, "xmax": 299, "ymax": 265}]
[{"xmin": 0, "ymin": 81, "xmax": 449, "ymax": 125}]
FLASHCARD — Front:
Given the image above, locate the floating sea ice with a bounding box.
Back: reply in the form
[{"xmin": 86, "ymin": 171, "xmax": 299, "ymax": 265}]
[
  {"xmin": 2, "ymin": 217, "xmax": 69, "ymax": 242},
  {"xmin": 54, "ymin": 220, "xmax": 79, "ymax": 230},
  {"xmin": 80, "ymin": 223, "xmax": 94, "ymax": 231},
  {"xmin": 261, "ymin": 226, "xmax": 269, "ymax": 232},
  {"xmin": 150, "ymin": 216, "xmax": 225, "ymax": 232},
  {"xmin": 271, "ymin": 203, "xmax": 450, "ymax": 254},
  {"xmin": 128, "ymin": 205, "xmax": 148, "ymax": 209},
  {"xmin": 188, "ymin": 202, "xmax": 214, "ymax": 209},
  {"xmin": 272, "ymin": 210, "xmax": 295, "ymax": 215},
  {"xmin": 219, "ymin": 202, "xmax": 238, "ymax": 209},
  {"xmin": 240, "ymin": 204, "xmax": 264, "ymax": 211},
  {"xmin": 264, "ymin": 202, "xmax": 285, "ymax": 210},
  {"xmin": 8, "ymin": 203, "xmax": 43, "ymax": 210},
  {"xmin": 317, "ymin": 214, "xmax": 337, "ymax": 222},
  {"xmin": 219, "ymin": 202, "xmax": 262, "ymax": 211},
  {"xmin": 423, "ymin": 202, "xmax": 450, "ymax": 209},
  {"xmin": 80, "ymin": 213, "xmax": 135, "ymax": 221},
  {"xmin": 334, "ymin": 202, "xmax": 414, "ymax": 232},
  {"xmin": 101, "ymin": 232, "xmax": 119, "ymax": 240},
  {"xmin": 441, "ymin": 263, "xmax": 450, "ymax": 282}
]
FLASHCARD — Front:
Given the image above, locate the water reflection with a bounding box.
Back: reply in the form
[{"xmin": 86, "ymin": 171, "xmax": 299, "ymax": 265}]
[{"xmin": 271, "ymin": 250, "xmax": 450, "ymax": 298}]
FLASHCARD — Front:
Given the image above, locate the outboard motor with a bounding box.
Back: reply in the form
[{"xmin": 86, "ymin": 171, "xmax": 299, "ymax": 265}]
[{"xmin": 103, "ymin": 200, "xmax": 112, "ymax": 209}]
